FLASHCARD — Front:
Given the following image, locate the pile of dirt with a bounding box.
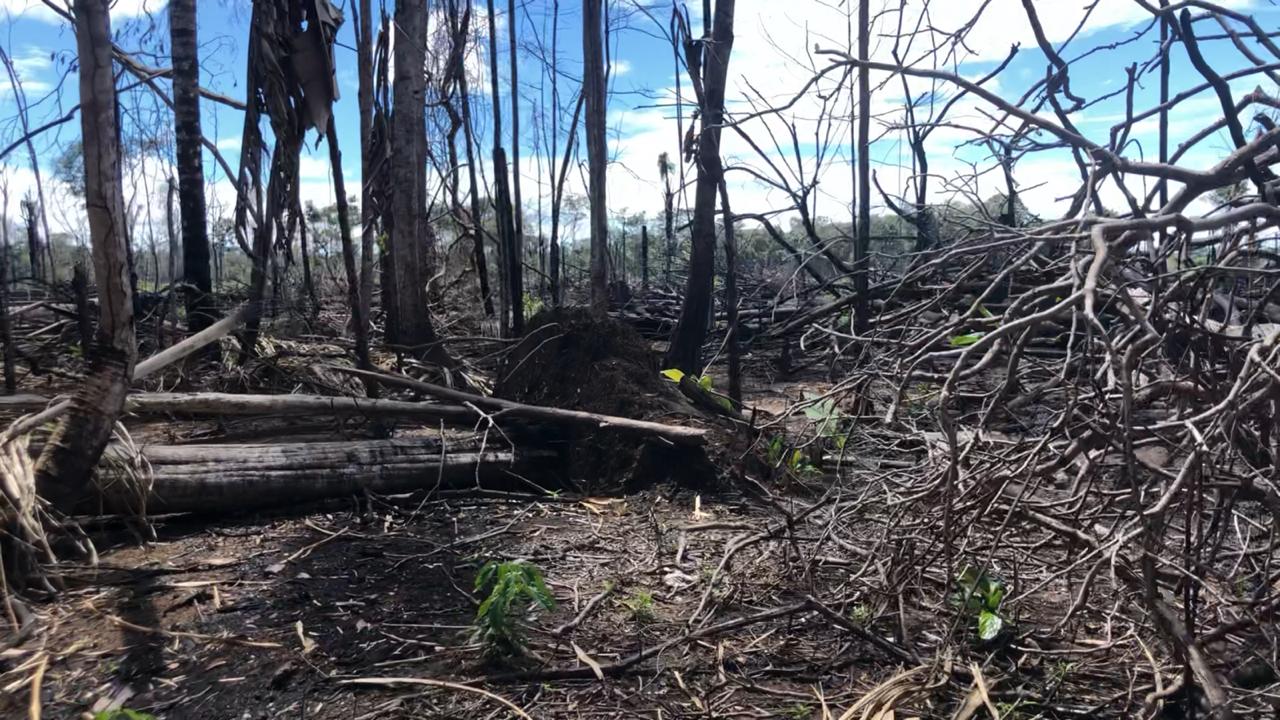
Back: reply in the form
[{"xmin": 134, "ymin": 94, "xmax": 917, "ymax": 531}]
[{"xmin": 496, "ymin": 309, "xmax": 716, "ymax": 493}]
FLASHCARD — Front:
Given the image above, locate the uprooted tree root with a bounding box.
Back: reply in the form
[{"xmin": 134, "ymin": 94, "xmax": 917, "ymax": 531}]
[{"xmin": 497, "ymin": 308, "xmax": 722, "ymax": 494}]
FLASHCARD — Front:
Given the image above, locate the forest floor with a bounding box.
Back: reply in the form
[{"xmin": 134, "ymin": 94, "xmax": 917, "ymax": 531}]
[{"xmin": 0, "ymin": 305, "xmax": 1165, "ymax": 719}]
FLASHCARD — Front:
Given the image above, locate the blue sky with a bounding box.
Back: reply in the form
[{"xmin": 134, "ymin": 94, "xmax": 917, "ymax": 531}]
[{"xmin": 0, "ymin": 0, "xmax": 1277, "ymax": 244}]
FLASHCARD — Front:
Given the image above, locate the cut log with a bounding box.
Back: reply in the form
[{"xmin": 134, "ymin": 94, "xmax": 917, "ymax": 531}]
[{"xmin": 88, "ymin": 438, "xmax": 554, "ymax": 514}]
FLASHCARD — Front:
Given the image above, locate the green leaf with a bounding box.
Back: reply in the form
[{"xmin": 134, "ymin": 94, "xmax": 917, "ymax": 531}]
[
  {"xmin": 660, "ymin": 368, "xmax": 685, "ymax": 382},
  {"xmin": 978, "ymin": 305, "xmax": 994, "ymax": 319},
  {"xmin": 698, "ymin": 374, "xmax": 714, "ymax": 391},
  {"xmin": 716, "ymin": 396, "xmax": 734, "ymax": 412},
  {"xmin": 949, "ymin": 332, "xmax": 984, "ymax": 347},
  {"xmin": 986, "ymin": 583, "xmax": 1006, "ymax": 611},
  {"xmin": 978, "ymin": 610, "xmax": 1003, "ymax": 640}
]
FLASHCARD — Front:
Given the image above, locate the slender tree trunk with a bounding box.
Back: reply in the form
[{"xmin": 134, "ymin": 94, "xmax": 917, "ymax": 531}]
[
  {"xmin": 0, "ymin": 184, "xmax": 15, "ymax": 393},
  {"xmin": 665, "ymin": 0, "xmax": 735, "ymax": 374},
  {"xmin": 354, "ymin": 0, "xmax": 376, "ymax": 360},
  {"xmin": 548, "ymin": 0, "xmax": 561, "ymax": 306},
  {"xmin": 719, "ymin": 182, "xmax": 739, "ymax": 404},
  {"xmin": 663, "ymin": 161, "xmax": 675, "ymax": 284},
  {"xmin": 170, "ymin": 0, "xmax": 215, "ymax": 336},
  {"xmin": 1157, "ymin": 0, "xmax": 1170, "ymax": 262},
  {"xmin": 508, "ymin": 0, "xmax": 526, "ymax": 329},
  {"xmin": 640, "ymin": 224, "xmax": 649, "ymax": 292},
  {"xmin": 388, "ymin": 0, "xmax": 436, "ymax": 352},
  {"xmin": 21, "ymin": 200, "xmax": 41, "ymax": 283},
  {"xmin": 327, "ymin": 116, "xmax": 374, "ymax": 389},
  {"xmin": 583, "ymin": 0, "xmax": 609, "ymax": 316},
  {"xmin": 166, "ymin": 178, "xmax": 179, "ymax": 287},
  {"xmin": 853, "ymin": 0, "xmax": 871, "ymax": 334},
  {"xmin": 36, "ymin": 0, "xmax": 137, "ymax": 508},
  {"xmin": 454, "ymin": 1, "xmax": 495, "ymax": 318},
  {"xmin": 299, "ymin": 207, "xmax": 317, "ymax": 309},
  {"xmin": 485, "ymin": 0, "xmax": 520, "ymax": 336},
  {"xmin": 71, "ymin": 262, "xmax": 92, "ymax": 356}
]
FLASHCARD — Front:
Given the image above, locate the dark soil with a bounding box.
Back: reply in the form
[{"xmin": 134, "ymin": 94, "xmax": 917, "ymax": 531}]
[{"xmin": 0, "ymin": 488, "xmax": 894, "ymax": 720}]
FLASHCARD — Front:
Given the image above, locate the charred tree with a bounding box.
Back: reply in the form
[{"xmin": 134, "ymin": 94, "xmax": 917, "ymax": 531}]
[
  {"xmin": 169, "ymin": 0, "xmax": 215, "ymax": 336},
  {"xmin": 452, "ymin": 0, "xmax": 496, "ymax": 318},
  {"xmin": 485, "ymin": 0, "xmax": 521, "ymax": 336},
  {"xmin": 387, "ymin": 0, "xmax": 439, "ymax": 351},
  {"xmin": 20, "ymin": 198, "xmax": 41, "ymax": 283},
  {"xmin": 660, "ymin": 152, "xmax": 675, "ymax": 284},
  {"xmin": 665, "ymin": 0, "xmax": 735, "ymax": 374},
  {"xmin": 35, "ymin": 0, "xmax": 137, "ymax": 508},
  {"xmin": 853, "ymin": 0, "xmax": 870, "ymax": 335},
  {"xmin": 583, "ymin": 0, "xmax": 609, "ymax": 316},
  {"xmin": 640, "ymin": 224, "xmax": 649, "ymax": 291},
  {"xmin": 354, "ymin": 0, "xmax": 377, "ymax": 371},
  {"xmin": 507, "ymin": 0, "xmax": 526, "ymax": 332}
]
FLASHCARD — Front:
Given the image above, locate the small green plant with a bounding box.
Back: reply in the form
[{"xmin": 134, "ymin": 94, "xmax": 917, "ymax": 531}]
[
  {"xmin": 523, "ymin": 293, "xmax": 543, "ymax": 318},
  {"xmin": 847, "ymin": 603, "xmax": 872, "ymax": 627},
  {"xmin": 622, "ymin": 590, "xmax": 656, "ymax": 621},
  {"xmin": 766, "ymin": 435, "xmax": 821, "ymax": 476},
  {"xmin": 949, "ymin": 331, "xmax": 984, "ymax": 347},
  {"xmin": 782, "ymin": 703, "xmax": 812, "ymax": 719},
  {"xmin": 953, "ymin": 566, "xmax": 1007, "ymax": 641},
  {"xmin": 802, "ymin": 392, "xmax": 853, "ymax": 453},
  {"xmin": 94, "ymin": 711, "xmax": 156, "ymax": 720},
  {"xmin": 766, "ymin": 434, "xmax": 787, "ymax": 466},
  {"xmin": 472, "ymin": 560, "xmax": 555, "ymax": 659},
  {"xmin": 661, "ymin": 368, "xmax": 733, "ymax": 411}
]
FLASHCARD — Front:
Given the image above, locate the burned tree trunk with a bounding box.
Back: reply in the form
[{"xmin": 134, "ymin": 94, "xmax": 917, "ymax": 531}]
[
  {"xmin": 665, "ymin": 0, "xmax": 735, "ymax": 374},
  {"xmin": 327, "ymin": 117, "xmax": 374, "ymax": 388},
  {"xmin": 641, "ymin": 225, "xmax": 649, "ymax": 291},
  {"xmin": 583, "ymin": 0, "xmax": 609, "ymax": 316},
  {"xmin": 87, "ymin": 440, "xmax": 549, "ymax": 515},
  {"xmin": 485, "ymin": 0, "xmax": 520, "ymax": 336},
  {"xmin": 0, "ymin": 184, "xmax": 15, "ymax": 393},
  {"xmin": 508, "ymin": 0, "xmax": 526, "ymax": 332},
  {"xmin": 660, "ymin": 152, "xmax": 675, "ymax": 284},
  {"xmin": 169, "ymin": 0, "xmax": 215, "ymax": 337},
  {"xmin": 452, "ymin": 0, "xmax": 496, "ymax": 319},
  {"xmin": 35, "ymin": 0, "xmax": 137, "ymax": 508},
  {"xmin": 20, "ymin": 198, "xmax": 41, "ymax": 284},
  {"xmin": 354, "ymin": 0, "xmax": 377, "ymax": 370},
  {"xmin": 388, "ymin": 0, "xmax": 440, "ymax": 352},
  {"xmin": 853, "ymin": 0, "xmax": 870, "ymax": 334}
]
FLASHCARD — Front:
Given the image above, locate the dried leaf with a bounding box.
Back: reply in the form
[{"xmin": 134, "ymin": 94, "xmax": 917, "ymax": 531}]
[{"xmin": 295, "ymin": 620, "xmax": 317, "ymax": 655}]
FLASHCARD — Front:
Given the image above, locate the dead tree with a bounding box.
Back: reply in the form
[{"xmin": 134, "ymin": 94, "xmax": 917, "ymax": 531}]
[
  {"xmin": 354, "ymin": 0, "xmax": 377, "ymax": 370},
  {"xmin": 507, "ymin": 0, "xmax": 526, "ymax": 327},
  {"xmin": 852, "ymin": 0, "xmax": 870, "ymax": 334},
  {"xmin": 665, "ymin": 0, "xmax": 735, "ymax": 374},
  {"xmin": 19, "ymin": 198, "xmax": 41, "ymax": 283},
  {"xmin": 169, "ymin": 0, "xmax": 215, "ymax": 336},
  {"xmin": 35, "ymin": 0, "xmax": 137, "ymax": 508},
  {"xmin": 451, "ymin": 0, "xmax": 496, "ymax": 318},
  {"xmin": 0, "ymin": 47, "xmax": 56, "ymax": 284},
  {"xmin": 0, "ymin": 180, "xmax": 15, "ymax": 393},
  {"xmin": 660, "ymin": 151, "xmax": 675, "ymax": 284},
  {"xmin": 486, "ymin": 0, "xmax": 521, "ymax": 336},
  {"xmin": 583, "ymin": 0, "xmax": 609, "ymax": 316},
  {"xmin": 387, "ymin": 0, "xmax": 442, "ymax": 352}
]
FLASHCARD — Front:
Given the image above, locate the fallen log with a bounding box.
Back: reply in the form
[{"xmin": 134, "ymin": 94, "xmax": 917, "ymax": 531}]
[
  {"xmin": 88, "ymin": 438, "xmax": 554, "ymax": 514},
  {"xmin": 330, "ymin": 366, "xmax": 710, "ymax": 446},
  {"xmin": 125, "ymin": 392, "xmax": 484, "ymax": 424}
]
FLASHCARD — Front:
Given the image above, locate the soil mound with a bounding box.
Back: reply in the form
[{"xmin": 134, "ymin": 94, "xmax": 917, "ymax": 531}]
[{"xmin": 496, "ymin": 309, "xmax": 714, "ymax": 493}]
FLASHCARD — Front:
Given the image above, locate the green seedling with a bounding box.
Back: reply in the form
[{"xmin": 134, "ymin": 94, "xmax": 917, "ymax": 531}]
[
  {"xmin": 472, "ymin": 560, "xmax": 555, "ymax": 659},
  {"xmin": 953, "ymin": 566, "xmax": 1007, "ymax": 641}
]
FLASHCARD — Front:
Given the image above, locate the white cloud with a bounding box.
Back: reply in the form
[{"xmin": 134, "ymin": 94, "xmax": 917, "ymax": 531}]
[{"xmin": 0, "ymin": 0, "xmax": 166, "ymax": 23}]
